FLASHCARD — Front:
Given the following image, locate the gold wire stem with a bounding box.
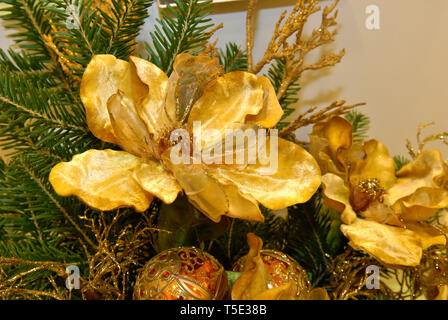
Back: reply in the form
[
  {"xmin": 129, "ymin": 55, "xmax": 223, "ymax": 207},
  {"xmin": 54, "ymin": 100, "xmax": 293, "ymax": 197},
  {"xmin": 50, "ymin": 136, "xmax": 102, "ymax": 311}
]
[
  {"xmin": 246, "ymin": 0, "xmax": 258, "ymax": 71},
  {"xmin": 279, "ymin": 100, "xmax": 366, "ymax": 136}
]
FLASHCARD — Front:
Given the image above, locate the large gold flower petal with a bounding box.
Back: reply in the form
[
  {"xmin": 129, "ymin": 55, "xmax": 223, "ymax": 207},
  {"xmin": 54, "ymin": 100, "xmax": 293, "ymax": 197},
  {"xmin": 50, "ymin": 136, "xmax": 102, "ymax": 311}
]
[
  {"xmin": 231, "ymin": 233, "xmax": 297, "ymax": 300},
  {"xmin": 309, "ymin": 116, "xmax": 353, "ymax": 176},
  {"xmin": 208, "ymin": 137, "xmax": 321, "ymax": 210},
  {"xmin": 220, "ymin": 182, "xmax": 264, "ymax": 222},
  {"xmin": 133, "ymin": 161, "xmax": 181, "ymax": 205},
  {"xmin": 433, "ymin": 286, "xmax": 448, "ymax": 300},
  {"xmin": 245, "ymin": 76, "xmax": 284, "ymax": 128},
  {"xmin": 349, "ymin": 140, "xmax": 397, "ymax": 191},
  {"xmin": 81, "ymin": 55, "xmax": 171, "ymax": 147},
  {"xmin": 340, "ymin": 219, "xmax": 423, "ymax": 266},
  {"xmin": 107, "ymin": 92, "xmax": 156, "ymax": 160},
  {"xmin": 80, "ymin": 55, "xmax": 129, "ymax": 144},
  {"xmin": 49, "ymin": 149, "xmax": 153, "ymax": 212},
  {"xmin": 385, "ymin": 150, "xmax": 448, "ymax": 205},
  {"xmin": 406, "ymin": 222, "xmax": 447, "ymax": 249},
  {"xmin": 394, "ymin": 187, "xmax": 448, "ymax": 221},
  {"xmin": 321, "ymin": 173, "xmax": 357, "ymax": 225},
  {"xmin": 358, "ymin": 201, "xmax": 404, "ymax": 227},
  {"xmin": 187, "ymin": 71, "xmax": 265, "ymax": 149},
  {"xmin": 129, "ymin": 56, "xmax": 172, "ymax": 139},
  {"xmin": 163, "ymin": 156, "xmax": 264, "ymax": 223},
  {"xmin": 165, "ymin": 53, "xmax": 222, "ymax": 124}
]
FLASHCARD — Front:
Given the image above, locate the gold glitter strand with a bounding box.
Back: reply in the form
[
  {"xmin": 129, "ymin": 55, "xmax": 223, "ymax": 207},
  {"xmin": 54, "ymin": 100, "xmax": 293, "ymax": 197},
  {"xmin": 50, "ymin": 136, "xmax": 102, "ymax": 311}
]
[
  {"xmin": 245, "ymin": 0, "xmax": 258, "ymax": 71},
  {"xmin": 279, "ymin": 100, "xmax": 366, "ymax": 136}
]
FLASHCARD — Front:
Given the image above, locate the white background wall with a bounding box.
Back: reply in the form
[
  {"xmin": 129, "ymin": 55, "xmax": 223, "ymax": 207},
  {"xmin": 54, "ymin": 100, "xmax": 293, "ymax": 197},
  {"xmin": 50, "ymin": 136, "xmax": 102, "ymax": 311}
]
[{"xmin": 1, "ymin": 0, "xmax": 447, "ymax": 159}]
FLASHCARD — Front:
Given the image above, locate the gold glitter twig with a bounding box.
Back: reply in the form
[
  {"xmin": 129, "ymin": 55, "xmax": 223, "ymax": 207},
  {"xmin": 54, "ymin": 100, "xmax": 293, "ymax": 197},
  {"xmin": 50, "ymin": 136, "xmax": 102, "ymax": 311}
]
[
  {"xmin": 246, "ymin": 0, "xmax": 344, "ymax": 101},
  {"xmin": 279, "ymin": 100, "xmax": 366, "ymax": 136},
  {"xmin": 245, "ymin": 0, "xmax": 258, "ymax": 71},
  {"xmin": 406, "ymin": 122, "xmax": 448, "ymax": 159}
]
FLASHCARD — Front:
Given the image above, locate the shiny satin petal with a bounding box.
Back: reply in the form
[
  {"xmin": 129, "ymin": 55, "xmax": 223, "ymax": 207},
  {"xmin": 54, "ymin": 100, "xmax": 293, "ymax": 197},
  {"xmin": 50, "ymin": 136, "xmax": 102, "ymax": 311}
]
[
  {"xmin": 220, "ymin": 183, "xmax": 264, "ymax": 222},
  {"xmin": 385, "ymin": 150, "xmax": 448, "ymax": 205},
  {"xmin": 107, "ymin": 92, "xmax": 155, "ymax": 160},
  {"xmin": 358, "ymin": 201, "xmax": 404, "ymax": 227},
  {"xmin": 349, "ymin": 139, "xmax": 397, "ymax": 190},
  {"xmin": 302, "ymin": 288, "xmax": 331, "ymax": 300},
  {"xmin": 395, "ymin": 187, "xmax": 448, "ymax": 222},
  {"xmin": 163, "ymin": 155, "xmax": 264, "ymax": 222},
  {"xmin": 129, "ymin": 56, "xmax": 172, "ymax": 140},
  {"xmin": 231, "ymin": 233, "xmax": 266, "ymax": 300},
  {"xmin": 231, "ymin": 233, "xmax": 297, "ymax": 300},
  {"xmin": 133, "ymin": 161, "xmax": 182, "ymax": 205},
  {"xmin": 321, "ymin": 173, "xmax": 357, "ymax": 225},
  {"xmin": 187, "ymin": 71, "xmax": 265, "ymax": 149},
  {"xmin": 208, "ymin": 137, "xmax": 321, "ymax": 210},
  {"xmin": 80, "ymin": 55, "xmax": 131, "ymax": 144},
  {"xmin": 309, "ymin": 116, "xmax": 353, "ymax": 176},
  {"xmin": 434, "ymin": 286, "xmax": 448, "ymax": 300},
  {"xmin": 163, "ymin": 159, "xmax": 228, "ymax": 223},
  {"xmin": 245, "ymin": 76, "xmax": 284, "ymax": 128},
  {"xmin": 49, "ymin": 149, "xmax": 153, "ymax": 212},
  {"xmin": 340, "ymin": 219, "xmax": 423, "ymax": 266},
  {"xmin": 406, "ymin": 222, "xmax": 447, "ymax": 249},
  {"xmin": 165, "ymin": 53, "xmax": 222, "ymax": 124}
]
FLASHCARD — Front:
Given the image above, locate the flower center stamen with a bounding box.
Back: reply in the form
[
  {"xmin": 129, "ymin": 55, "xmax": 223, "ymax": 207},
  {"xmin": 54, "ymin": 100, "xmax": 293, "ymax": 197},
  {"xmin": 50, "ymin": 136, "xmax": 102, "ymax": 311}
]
[{"xmin": 358, "ymin": 178, "xmax": 384, "ymax": 202}]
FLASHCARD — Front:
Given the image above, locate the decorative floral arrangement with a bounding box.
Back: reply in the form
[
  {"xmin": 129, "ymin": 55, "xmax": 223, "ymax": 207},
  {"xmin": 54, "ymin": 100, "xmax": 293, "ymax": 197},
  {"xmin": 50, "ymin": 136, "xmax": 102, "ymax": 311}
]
[{"xmin": 0, "ymin": 0, "xmax": 446, "ymax": 300}]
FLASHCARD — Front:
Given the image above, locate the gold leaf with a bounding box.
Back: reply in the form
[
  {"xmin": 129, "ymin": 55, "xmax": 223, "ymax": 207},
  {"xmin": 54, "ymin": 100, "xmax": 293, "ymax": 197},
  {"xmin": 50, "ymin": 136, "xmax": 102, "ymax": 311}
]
[
  {"xmin": 321, "ymin": 173, "xmax": 357, "ymax": 225},
  {"xmin": 309, "ymin": 116, "xmax": 353, "ymax": 176},
  {"xmin": 349, "ymin": 139, "xmax": 397, "ymax": 191},
  {"xmin": 209, "ymin": 137, "xmax": 321, "ymax": 210},
  {"xmin": 187, "ymin": 71, "xmax": 265, "ymax": 149},
  {"xmin": 49, "ymin": 149, "xmax": 153, "ymax": 212},
  {"xmin": 340, "ymin": 219, "xmax": 423, "ymax": 267},
  {"xmin": 385, "ymin": 150, "xmax": 448, "ymax": 205}
]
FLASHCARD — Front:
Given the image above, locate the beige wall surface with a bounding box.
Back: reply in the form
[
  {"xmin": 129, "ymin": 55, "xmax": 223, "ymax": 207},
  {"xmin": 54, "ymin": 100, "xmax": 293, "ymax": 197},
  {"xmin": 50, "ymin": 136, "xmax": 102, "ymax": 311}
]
[{"xmin": 1, "ymin": 0, "xmax": 447, "ymax": 159}]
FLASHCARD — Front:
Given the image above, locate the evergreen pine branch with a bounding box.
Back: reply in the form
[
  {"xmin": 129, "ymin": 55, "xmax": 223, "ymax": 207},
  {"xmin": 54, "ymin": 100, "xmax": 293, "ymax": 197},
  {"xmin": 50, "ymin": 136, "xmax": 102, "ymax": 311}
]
[
  {"xmin": 0, "ymin": 63, "xmax": 98, "ymax": 160},
  {"xmin": 267, "ymin": 59, "xmax": 300, "ymax": 130},
  {"xmin": 0, "ymin": 0, "xmax": 54, "ymax": 59},
  {"xmin": 46, "ymin": 0, "xmax": 111, "ymax": 77},
  {"xmin": 101, "ymin": 0, "xmax": 153, "ymax": 58},
  {"xmin": 0, "ymin": 154, "xmax": 96, "ymax": 250},
  {"xmin": 47, "ymin": 0, "xmax": 153, "ymax": 77},
  {"xmin": 284, "ymin": 193, "xmax": 345, "ymax": 287},
  {"xmin": 0, "ymin": 0, "xmax": 80, "ymax": 88},
  {"xmin": 213, "ymin": 192, "xmax": 346, "ymax": 287},
  {"xmin": 145, "ymin": 0, "xmax": 215, "ymax": 74},
  {"xmin": 0, "ymin": 154, "xmax": 90, "ymax": 298},
  {"xmin": 218, "ymin": 42, "xmax": 248, "ymax": 73},
  {"xmin": 344, "ymin": 110, "xmax": 370, "ymax": 143}
]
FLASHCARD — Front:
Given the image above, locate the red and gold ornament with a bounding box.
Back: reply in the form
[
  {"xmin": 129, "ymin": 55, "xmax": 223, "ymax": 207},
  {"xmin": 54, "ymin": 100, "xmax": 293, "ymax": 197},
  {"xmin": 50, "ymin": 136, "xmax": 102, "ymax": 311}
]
[
  {"xmin": 233, "ymin": 249, "xmax": 311, "ymax": 299},
  {"xmin": 134, "ymin": 247, "xmax": 230, "ymax": 300}
]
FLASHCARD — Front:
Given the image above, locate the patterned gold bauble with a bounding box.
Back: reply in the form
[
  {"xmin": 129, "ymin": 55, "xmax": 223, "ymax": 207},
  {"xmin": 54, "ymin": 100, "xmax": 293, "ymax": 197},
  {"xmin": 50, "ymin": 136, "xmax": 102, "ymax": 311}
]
[
  {"xmin": 133, "ymin": 247, "xmax": 230, "ymax": 300},
  {"xmin": 232, "ymin": 249, "xmax": 312, "ymax": 299}
]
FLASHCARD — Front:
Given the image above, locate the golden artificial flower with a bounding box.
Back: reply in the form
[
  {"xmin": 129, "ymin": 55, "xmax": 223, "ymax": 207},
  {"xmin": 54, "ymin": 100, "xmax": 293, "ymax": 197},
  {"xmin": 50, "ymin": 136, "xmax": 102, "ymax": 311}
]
[
  {"xmin": 309, "ymin": 116, "xmax": 448, "ymax": 266},
  {"xmin": 49, "ymin": 53, "xmax": 321, "ymax": 223},
  {"xmin": 231, "ymin": 233, "xmax": 330, "ymax": 300}
]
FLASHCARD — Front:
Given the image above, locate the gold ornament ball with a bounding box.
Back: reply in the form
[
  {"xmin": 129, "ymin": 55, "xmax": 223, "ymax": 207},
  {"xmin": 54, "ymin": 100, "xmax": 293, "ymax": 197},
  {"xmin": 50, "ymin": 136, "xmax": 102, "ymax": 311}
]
[
  {"xmin": 233, "ymin": 249, "xmax": 312, "ymax": 299},
  {"xmin": 134, "ymin": 247, "xmax": 230, "ymax": 300}
]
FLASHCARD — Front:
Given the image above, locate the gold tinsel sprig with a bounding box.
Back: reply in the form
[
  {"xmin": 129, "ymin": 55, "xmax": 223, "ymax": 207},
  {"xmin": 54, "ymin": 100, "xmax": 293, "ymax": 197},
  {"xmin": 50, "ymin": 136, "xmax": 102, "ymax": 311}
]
[
  {"xmin": 406, "ymin": 122, "xmax": 448, "ymax": 162},
  {"xmin": 246, "ymin": 0, "xmax": 345, "ymax": 101}
]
